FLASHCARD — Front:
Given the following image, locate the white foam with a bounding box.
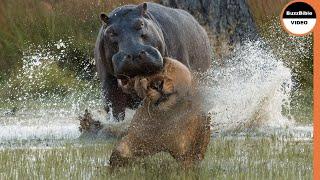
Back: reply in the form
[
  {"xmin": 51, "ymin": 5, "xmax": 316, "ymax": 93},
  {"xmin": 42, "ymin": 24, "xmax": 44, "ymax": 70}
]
[
  {"xmin": 0, "ymin": 124, "xmax": 80, "ymax": 141},
  {"xmin": 199, "ymin": 41, "xmax": 297, "ymax": 133}
]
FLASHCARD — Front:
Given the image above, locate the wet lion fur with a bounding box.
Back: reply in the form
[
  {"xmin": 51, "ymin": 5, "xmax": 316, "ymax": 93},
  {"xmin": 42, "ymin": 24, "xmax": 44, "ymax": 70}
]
[{"xmin": 111, "ymin": 57, "xmax": 211, "ymax": 167}]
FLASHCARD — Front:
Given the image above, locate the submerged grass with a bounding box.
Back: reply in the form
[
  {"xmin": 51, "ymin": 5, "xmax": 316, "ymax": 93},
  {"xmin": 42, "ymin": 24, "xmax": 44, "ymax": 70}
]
[{"xmin": 0, "ymin": 138, "xmax": 312, "ymax": 179}]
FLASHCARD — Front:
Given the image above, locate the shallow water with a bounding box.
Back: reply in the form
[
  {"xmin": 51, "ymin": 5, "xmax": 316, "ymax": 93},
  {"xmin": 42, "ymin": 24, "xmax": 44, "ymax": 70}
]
[
  {"xmin": 0, "ymin": 39, "xmax": 313, "ymax": 179},
  {"xmin": 0, "ymin": 40, "xmax": 313, "ymax": 149}
]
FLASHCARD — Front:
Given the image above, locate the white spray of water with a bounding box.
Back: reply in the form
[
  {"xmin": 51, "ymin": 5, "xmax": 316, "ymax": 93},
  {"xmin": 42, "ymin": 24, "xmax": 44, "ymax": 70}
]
[
  {"xmin": 0, "ymin": 40, "xmax": 313, "ymax": 144},
  {"xmin": 0, "ymin": 39, "xmax": 98, "ymax": 143},
  {"xmin": 199, "ymin": 40, "xmax": 311, "ymax": 138}
]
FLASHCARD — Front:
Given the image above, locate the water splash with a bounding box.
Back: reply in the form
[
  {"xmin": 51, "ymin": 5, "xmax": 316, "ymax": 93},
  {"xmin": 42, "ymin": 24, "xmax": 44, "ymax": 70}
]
[
  {"xmin": 0, "ymin": 39, "xmax": 313, "ymax": 147},
  {"xmin": 0, "ymin": 39, "xmax": 100, "ymax": 145},
  {"xmin": 198, "ymin": 40, "xmax": 312, "ymax": 139}
]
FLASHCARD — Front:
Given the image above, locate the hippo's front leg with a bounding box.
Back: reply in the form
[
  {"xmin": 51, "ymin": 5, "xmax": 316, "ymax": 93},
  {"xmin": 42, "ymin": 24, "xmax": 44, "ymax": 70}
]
[{"xmin": 102, "ymin": 74, "xmax": 128, "ymax": 121}]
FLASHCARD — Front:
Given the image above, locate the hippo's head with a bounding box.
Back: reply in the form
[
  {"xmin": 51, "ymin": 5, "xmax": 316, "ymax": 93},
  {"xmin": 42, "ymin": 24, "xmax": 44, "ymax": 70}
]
[{"xmin": 100, "ymin": 3, "xmax": 166, "ymax": 80}]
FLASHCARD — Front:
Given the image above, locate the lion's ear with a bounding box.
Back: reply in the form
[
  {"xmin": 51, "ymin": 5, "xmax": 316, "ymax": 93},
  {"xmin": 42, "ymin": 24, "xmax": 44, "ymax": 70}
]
[
  {"xmin": 138, "ymin": 2, "xmax": 147, "ymax": 16},
  {"xmin": 100, "ymin": 13, "xmax": 109, "ymax": 24}
]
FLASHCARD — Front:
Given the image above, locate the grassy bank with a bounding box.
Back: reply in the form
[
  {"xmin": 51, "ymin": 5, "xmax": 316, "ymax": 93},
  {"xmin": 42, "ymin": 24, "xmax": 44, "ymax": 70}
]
[{"xmin": 0, "ymin": 138, "xmax": 312, "ymax": 179}]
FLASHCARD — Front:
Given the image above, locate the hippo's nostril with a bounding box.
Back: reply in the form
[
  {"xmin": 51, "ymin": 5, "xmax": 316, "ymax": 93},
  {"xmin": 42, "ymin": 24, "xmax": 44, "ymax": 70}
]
[
  {"xmin": 139, "ymin": 51, "xmax": 146, "ymax": 58},
  {"xmin": 125, "ymin": 54, "xmax": 133, "ymax": 60},
  {"xmin": 140, "ymin": 50, "xmax": 146, "ymax": 55}
]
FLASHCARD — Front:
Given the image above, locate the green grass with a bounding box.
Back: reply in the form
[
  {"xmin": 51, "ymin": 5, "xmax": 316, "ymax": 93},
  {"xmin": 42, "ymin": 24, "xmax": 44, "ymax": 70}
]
[
  {"xmin": 290, "ymin": 87, "xmax": 313, "ymax": 125},
  {"xmin": 0, "ymin": 138, "xmax": 312, "ymax": 179}
]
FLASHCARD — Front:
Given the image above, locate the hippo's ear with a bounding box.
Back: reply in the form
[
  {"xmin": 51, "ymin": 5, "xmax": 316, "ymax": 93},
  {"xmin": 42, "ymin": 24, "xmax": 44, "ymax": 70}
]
[
  {"xmin": 100, "ymin": 13, "xmax": 109, "ymax": 24},
  {"xmin": 138, "ymin": 2, "xmax": 148, "ymax": 16}
]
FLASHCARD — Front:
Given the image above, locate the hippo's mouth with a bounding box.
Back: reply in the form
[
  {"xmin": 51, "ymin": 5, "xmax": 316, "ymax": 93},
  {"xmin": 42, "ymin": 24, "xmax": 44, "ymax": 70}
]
[{"xmin": 112, "ymin": 46, "xmax": 164, "ymax": 79}]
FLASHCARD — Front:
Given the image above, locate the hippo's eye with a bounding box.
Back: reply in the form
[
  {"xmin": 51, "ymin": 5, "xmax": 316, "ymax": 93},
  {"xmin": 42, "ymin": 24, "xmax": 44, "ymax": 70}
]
[
  {"xmin": 134, "ymin": 20, "xmax": 144, "ymax": 30},
  {"xmin": 141, "ymin": 33, "xmax": 147, "ymax": 40},
  {"xmin": 109, "ymin": 32, "xmax": 118, "ymax": 37},
  {"xmin": 105, "ymin": 27, "xmax": 118, "ymax": 39}
]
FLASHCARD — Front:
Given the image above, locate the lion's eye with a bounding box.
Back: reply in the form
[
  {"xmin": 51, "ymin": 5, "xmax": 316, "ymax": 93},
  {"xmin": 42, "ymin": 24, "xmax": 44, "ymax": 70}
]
[{"xmin": 151, "ymin": 80, "xmax": 163, "ymax": 91}]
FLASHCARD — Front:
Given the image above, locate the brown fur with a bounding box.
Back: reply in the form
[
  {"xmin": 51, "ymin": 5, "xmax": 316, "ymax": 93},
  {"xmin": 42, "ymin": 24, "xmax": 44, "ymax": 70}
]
[
  {"xmin": 110, "ymin": 57, "xmax": 211, "ymax": 167},
  {"xmin": 120, "ymin": 57, "xmax": 193, "ymax": 111}
]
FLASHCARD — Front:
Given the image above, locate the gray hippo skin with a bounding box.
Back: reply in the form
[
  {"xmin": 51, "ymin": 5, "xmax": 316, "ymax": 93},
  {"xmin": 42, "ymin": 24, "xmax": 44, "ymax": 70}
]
[{"xmin": 94, "ymin": 2, "xmax": 211, "ymax": 121}]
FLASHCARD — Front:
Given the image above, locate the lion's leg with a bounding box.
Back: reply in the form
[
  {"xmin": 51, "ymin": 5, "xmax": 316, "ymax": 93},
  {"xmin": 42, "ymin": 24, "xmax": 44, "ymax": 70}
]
[
  {"xmin": 170, "ymin": 142, "xmax": 203, "ymax": 169},
  {"xmin": 109, "ymin": 135, "xmax": 159, "ymax": 167},
  {"xmin": 193, "ymin": 115, "xmax": 211, "ymax": 161},
  {"xmin": 172, "ymin": 153, "xmax": 197, "ymax": 169},
  {"xmin": 169, "ymin": 131, "xmax": 196, "ymax": 168},
  {"xmin": 169, "ymin": 115, "xmax": 210, "ymax": 167},
  {"xmin": 109, "ymin": 137, "xmax": 133, "ymax": 167}
]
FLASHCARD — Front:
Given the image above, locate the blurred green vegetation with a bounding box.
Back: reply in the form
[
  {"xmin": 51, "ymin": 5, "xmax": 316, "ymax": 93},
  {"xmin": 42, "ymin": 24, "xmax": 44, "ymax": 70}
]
[
  {"xmin": 0, "ymin": 0, "xmax": 148, "ymax": 100},
  {"xmin": 0, "ymin": 0, "xmax": 98, "ymax": 76},
  {"xmin": 248, "ymin": 0, "xmax": 313, "ymax": 88},
  {"xmin": 0, "ymin": 0, "xmax": 149, "ymax": 77},
  {"xmin": 247, "ymin": 1, "xmax": 313, "ymax": 124},
  {"xmin": 1, "ymin": 62, "xmax": 83, "ymax": 99}
]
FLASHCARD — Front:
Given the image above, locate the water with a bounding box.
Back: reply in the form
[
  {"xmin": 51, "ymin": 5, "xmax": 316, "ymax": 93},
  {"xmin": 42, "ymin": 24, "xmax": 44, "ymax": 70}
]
[
  {"xmin": 0, "ymin": 39, "xmax": 313, "ymax": 148},
  {"xmin": 198, "ymin": 41, "xmax": 312, "ymax": 139}
]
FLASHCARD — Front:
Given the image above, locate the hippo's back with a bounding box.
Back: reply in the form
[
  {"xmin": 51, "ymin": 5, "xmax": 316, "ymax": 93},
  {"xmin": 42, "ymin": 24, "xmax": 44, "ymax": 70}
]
[{"xmin": 147, "ymin": 3, "xmax": 212, "ymax": 72}]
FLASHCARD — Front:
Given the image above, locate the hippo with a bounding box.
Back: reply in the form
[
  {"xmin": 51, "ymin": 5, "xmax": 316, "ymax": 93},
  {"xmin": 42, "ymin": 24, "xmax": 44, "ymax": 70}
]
[{"xmin": 94, "ymin": 2, "xmax": 211, "ymax": 121}]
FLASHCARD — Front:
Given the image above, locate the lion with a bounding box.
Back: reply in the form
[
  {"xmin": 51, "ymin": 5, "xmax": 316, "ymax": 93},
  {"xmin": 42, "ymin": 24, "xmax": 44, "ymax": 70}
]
[{"xmin": 111, "ymin": 57, "xmax": 211, "ymax": 167}]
